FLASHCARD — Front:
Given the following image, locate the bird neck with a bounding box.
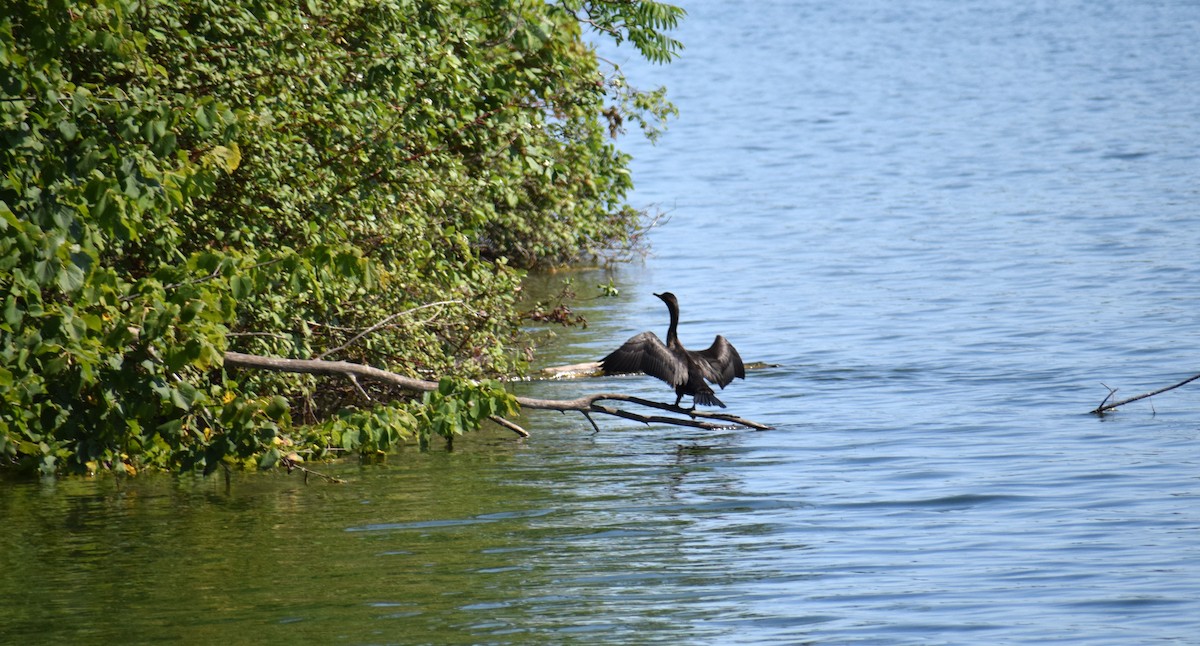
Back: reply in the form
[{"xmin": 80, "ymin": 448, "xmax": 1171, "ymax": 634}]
[{"xmin": 664, "ymin": 301, "xmax": 680, "ymax": 345}]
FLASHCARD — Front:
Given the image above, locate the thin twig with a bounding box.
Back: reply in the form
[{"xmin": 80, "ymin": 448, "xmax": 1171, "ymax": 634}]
[
  {"xmin": 280, "ymin": 454, "xmax": 346, "ymax": 483},
  {"xmin": 315, "ymin": 300, "xmax": 462, "ymax": 360},
  {"xmin": 347, "ymin": 373, "xmax": 373, "ymax": 402},
  {"xmin": 582, "ymin": 410, "xmax": 601, "ymax": 434},
  {"xmin": 488, "ymin": 415, "xmax": 529, "ymax": 438},
  {"xmin": 226, "ymin": 331, "xmax": 296, "ymax": 342},
  {"xmin": 121, "ymin": 258, "xmax": 284, "ymax": 302},
  {"xmin": 1096, "ymin": 383, "xmax": 1118, "ymax": 411}
]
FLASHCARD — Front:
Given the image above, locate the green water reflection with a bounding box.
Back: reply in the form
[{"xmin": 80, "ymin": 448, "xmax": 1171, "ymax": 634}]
[
  {"xmin": 1, "ymin": 418, "xmax": 763, "ymax": 644},
  {"xmin": 1, "ymin": 272, "xmax": 717, "ymax": 644}
]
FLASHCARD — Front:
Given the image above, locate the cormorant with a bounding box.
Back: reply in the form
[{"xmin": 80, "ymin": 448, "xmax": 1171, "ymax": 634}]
[{"xmin": 600, "ymin": 292, "xmax": 745, "ymax": 408}]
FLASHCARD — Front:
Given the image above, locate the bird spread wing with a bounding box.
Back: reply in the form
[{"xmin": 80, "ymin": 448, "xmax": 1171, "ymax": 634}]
[
  {"xmin": 691, "ymin": 335, "xmax": 745, "ymax": 388},
  {"xmin": 600, "ymin": 331, "xmax": 686, "ymax": 386}
]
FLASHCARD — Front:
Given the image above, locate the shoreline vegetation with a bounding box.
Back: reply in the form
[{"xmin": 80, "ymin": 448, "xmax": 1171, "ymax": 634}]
[{"xmin": 0, "ymin": 0, "xmax": 685, "ymax": 475}]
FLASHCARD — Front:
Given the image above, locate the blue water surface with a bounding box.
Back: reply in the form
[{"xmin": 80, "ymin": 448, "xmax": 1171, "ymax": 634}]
[
  {"xmin": 3, "ymin": 1, "xmax": 1199, "ymax": 644},
  {"xmin": 533, "ymin": 0, "xmax": 1200, "ymax": 642}
]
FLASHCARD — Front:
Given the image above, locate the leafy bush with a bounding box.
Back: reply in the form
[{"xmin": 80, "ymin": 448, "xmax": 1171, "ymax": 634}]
[{"xmin": 0, "ymin": 0, "xmax": 681, "ymax": 475}]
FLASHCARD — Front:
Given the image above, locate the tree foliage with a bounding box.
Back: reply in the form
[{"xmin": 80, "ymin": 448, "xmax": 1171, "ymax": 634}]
[{"xmin": 0, "ymin": 0, "xmax": 681, "ymax": 475}]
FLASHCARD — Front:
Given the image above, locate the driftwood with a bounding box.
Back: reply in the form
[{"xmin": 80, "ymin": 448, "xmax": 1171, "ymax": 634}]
[
  {"xmin": 223, "ymin": 351, "xmax": 772, "ymax": 435},
  {"xmin": 539, "ymin": 360, "xmax": 605, "ymax": 379},
  {"xmin": 1091, "ymin": 372, "xmax": 1200, "ymax": 415}
]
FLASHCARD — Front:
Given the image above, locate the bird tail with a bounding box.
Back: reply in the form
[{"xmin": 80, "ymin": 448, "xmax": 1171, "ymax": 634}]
[{"xmin": 693, "ymin": 389, "xmax": 726, "ymax": 408}]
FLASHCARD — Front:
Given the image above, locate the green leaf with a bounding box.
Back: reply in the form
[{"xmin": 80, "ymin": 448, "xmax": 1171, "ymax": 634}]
[
  {"xmin": 230, "ymin": 275, "xmax": 252, "ymax": 299},
  {"xmin": 265, "ymin": 395, "xmax": 289, "ymax": 420},
  {"xmin": 58, "ymin": 121, "xmax": 79, "ymax": 141},
  {"xmin": 56, "ymin": 263, "xmax": 86, "ymax": 293},
  {"xmin": 179, "ymin": 299, "xmax": 204, "ymax": 323},
  {"xmin": 259, "ymin": 446, "xmax": 281, "ymax": 469},
  {"xmin": 157, "ymin": 418, "xmax": 184, "ymax": 438},
  {"xmin": 3, "ymin": 297, "xmax": 22, "ymax": 327},
  {"xmin": 170, "ymin": 383, "xmax": 199, "ymax": 410}
]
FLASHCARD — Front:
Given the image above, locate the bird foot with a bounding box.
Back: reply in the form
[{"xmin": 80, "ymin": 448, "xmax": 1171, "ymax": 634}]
[{"xmin": 667, "ymin": 402, "xmax": 699, "ymax": 417}]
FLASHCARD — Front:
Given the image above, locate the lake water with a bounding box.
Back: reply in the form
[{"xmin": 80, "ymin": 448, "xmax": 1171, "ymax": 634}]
[{"xmin": 5, "ymin": 1, "xmax": 1200, "ymax": 643}]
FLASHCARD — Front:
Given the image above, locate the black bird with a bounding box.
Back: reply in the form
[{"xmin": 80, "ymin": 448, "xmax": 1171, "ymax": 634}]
[{"xmin": 600, "ymin": 292, "xmax": 745, "ymax": 408}]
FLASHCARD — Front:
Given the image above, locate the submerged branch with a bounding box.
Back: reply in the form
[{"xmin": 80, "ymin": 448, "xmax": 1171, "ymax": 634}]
[
  {"xmin": 1090, "ymin": 372, "xmax": 1200, "ymax": 414},
  {"xmin": 280, "ymin": 455, "xmax": 347, "ymax": 484},
  {"xmin": 222, "ymin": 351, "xmax": 771, "ymax": 432}
]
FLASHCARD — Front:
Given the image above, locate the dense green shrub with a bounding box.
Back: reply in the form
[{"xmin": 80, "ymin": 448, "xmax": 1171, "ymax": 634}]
[{"xmin": 0, "ymin": 0, "xmax": 681, "ymax": 474}]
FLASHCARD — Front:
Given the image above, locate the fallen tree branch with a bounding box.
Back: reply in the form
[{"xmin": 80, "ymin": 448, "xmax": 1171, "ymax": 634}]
[
  {"xmin": 222, "ymin": 351, "xmax": 771, "ymax": 432},
  {"xmin": 1090, "ymin": 372, "xmax": 1200, "ymax": 414},
  {"xmin": 537, "ymin": 360, "xmax": 779, "ymax": 380}
]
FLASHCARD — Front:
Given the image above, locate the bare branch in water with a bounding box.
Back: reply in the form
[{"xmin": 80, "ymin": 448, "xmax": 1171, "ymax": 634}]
[{"xmin": 1091, "ymin": 373, "xmax": 1200, "ymax": 414}]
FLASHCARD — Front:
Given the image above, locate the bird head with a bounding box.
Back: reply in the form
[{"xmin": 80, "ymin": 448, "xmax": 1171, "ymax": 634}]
[{"xmin": 653, "ymin": 292, "xmax": 677, "ymax": 305}]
